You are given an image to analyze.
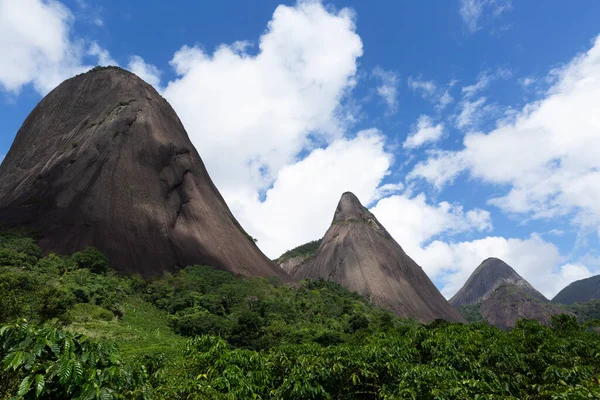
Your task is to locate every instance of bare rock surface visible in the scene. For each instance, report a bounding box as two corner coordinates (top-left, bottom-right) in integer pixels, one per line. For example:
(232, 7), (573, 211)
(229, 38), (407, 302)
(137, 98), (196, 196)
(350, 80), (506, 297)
(293, 192), (465, 323)
(449, 257), (546, 307)
(278, 255), (311, 275)
(0, 66), (289, 280)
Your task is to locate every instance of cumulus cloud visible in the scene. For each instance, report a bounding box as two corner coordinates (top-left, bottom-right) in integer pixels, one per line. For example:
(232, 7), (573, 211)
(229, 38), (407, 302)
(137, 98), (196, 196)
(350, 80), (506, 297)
(236, 130), (395, 258)
(127, 56), (161, 89)
(372, 67), (398, 114)
(155, 1), (368, 257)
(368, 197), (596, 298)
(371, 194), (492, 262)
(417, 235), (594, 299)
(162, 1), (362, 217)
(0, 0), (113, 95)
(410, 35), (600, 238)
(403, 115), (444, 149)
(459, 0), (512, 33)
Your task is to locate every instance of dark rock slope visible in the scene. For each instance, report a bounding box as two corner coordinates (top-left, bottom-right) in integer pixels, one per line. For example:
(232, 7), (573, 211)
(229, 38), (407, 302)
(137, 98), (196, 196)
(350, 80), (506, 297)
(293, 192), (465, 323)
(449, 257), (546, 307)
(553, 275), (600, 305)
(452, 258), (566, 329)
(0, 66), (289, 280)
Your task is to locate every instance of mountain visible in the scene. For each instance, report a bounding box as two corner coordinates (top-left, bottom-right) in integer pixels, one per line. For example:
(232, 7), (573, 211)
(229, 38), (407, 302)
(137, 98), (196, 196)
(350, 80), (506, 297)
(449, 257), (546, 307)
(0, 66), (289, 280)
(553, 275), (600, 304)
(292, 192), (465, 323)
(452, 258), (566, 329)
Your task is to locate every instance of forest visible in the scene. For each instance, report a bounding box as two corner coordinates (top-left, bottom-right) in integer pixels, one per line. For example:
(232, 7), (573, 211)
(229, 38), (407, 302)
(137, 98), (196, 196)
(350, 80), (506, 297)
(1, 228), (600, 399)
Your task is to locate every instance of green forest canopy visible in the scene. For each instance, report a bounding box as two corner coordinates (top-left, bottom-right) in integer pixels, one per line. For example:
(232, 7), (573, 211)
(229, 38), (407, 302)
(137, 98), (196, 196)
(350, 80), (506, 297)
(1, 228), (599, 399)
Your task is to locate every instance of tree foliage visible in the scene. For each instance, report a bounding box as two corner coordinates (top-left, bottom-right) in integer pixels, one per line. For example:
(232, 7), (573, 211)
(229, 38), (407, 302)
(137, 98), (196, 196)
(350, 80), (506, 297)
(1, 228), (600, 399)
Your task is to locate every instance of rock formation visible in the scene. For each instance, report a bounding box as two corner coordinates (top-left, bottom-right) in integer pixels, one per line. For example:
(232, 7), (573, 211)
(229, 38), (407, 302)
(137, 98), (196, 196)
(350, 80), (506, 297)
(553, 275), (600, 305)
(449, 257), (546, 307)
(292, 192), (465, 323)
(452, 258), (566, 329)
(0, 66), (289, 280)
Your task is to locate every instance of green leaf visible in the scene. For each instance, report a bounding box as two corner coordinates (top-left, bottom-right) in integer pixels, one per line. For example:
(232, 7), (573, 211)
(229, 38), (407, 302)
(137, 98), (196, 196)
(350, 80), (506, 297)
(8, 351), (24, 370)
(58, 359), (73, 383)
(17, 375), (32, 397)
(35, 374), (45, 398)
(73, 360), (84, 382)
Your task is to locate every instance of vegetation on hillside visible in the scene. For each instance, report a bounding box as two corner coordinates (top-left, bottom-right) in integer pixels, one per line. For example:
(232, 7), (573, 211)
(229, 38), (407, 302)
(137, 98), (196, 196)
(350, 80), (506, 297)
(276, 239), (321, 263)
(1, 228), (600, 399)
(566, 299), (600, 322)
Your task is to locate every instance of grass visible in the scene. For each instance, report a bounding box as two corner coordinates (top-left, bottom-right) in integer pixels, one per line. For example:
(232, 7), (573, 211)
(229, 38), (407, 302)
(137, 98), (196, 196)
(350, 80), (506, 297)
(65, 296), (186, 362)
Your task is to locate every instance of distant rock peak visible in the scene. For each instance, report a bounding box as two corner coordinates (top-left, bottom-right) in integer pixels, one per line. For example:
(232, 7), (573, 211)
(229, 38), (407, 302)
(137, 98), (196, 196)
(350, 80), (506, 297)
(450, 257), (547, 307)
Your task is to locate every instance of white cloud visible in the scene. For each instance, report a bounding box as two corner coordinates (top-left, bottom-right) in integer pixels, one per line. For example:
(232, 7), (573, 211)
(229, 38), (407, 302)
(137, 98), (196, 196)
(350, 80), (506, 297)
(408, 76), (456, 110)
(372, 66), (398, 114)
(127, 56), (161, 90)
(163, 1), (362, 214)
(88, 42), (116, 66)
(236, 130), (394, 258)
(156, 1), (369, 258)
(519, 76), (536, 88)
(416, 235), (595, 299)
(459, 0), (512, 33)
(411, 35), (600, 237)
(461, 67), (511, 98)
(0, 0), (114, 95)
(408, 76), (437, 98)
(403, 115), (444, 149)
(370, 193), (596, 299)
(455, 96), (490, 129)
(437, 89), (454, 110)
(408, 150), (467, 189)
(370, 193), (492, 270)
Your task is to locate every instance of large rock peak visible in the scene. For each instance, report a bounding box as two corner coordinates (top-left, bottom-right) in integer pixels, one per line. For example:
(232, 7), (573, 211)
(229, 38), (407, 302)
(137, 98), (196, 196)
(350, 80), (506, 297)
(0, 66), (289, 281)
(293, 191), (465, 323)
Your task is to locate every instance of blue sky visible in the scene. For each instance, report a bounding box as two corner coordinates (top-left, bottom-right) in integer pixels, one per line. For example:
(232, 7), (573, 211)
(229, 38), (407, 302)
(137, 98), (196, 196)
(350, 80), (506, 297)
(1, 0), (600, 298)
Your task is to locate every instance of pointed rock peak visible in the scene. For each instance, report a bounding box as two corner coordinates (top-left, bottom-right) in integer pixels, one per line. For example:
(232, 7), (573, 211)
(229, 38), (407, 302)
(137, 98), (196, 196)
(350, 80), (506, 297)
(450, 258), (546, 307)
(294, 191), (465, 323)
(333, 192), (371, 223)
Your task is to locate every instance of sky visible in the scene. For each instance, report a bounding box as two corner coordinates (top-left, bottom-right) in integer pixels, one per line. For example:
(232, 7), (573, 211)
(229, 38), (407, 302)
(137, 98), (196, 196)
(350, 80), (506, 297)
(1, 0), (600, 299)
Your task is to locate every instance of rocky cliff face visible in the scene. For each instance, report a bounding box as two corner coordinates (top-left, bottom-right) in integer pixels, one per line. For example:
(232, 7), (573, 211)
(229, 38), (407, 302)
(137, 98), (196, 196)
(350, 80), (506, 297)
(293, 192), (465, 323)
(0, 66), (289, 281)
(452, 258), (566, 329)
(553, 275), (600, 305)
(449, 257), (546, 307)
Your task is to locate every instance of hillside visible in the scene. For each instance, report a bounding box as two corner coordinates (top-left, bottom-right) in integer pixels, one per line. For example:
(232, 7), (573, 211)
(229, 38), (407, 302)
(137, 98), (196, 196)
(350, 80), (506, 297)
(553, 275), (600, 305)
